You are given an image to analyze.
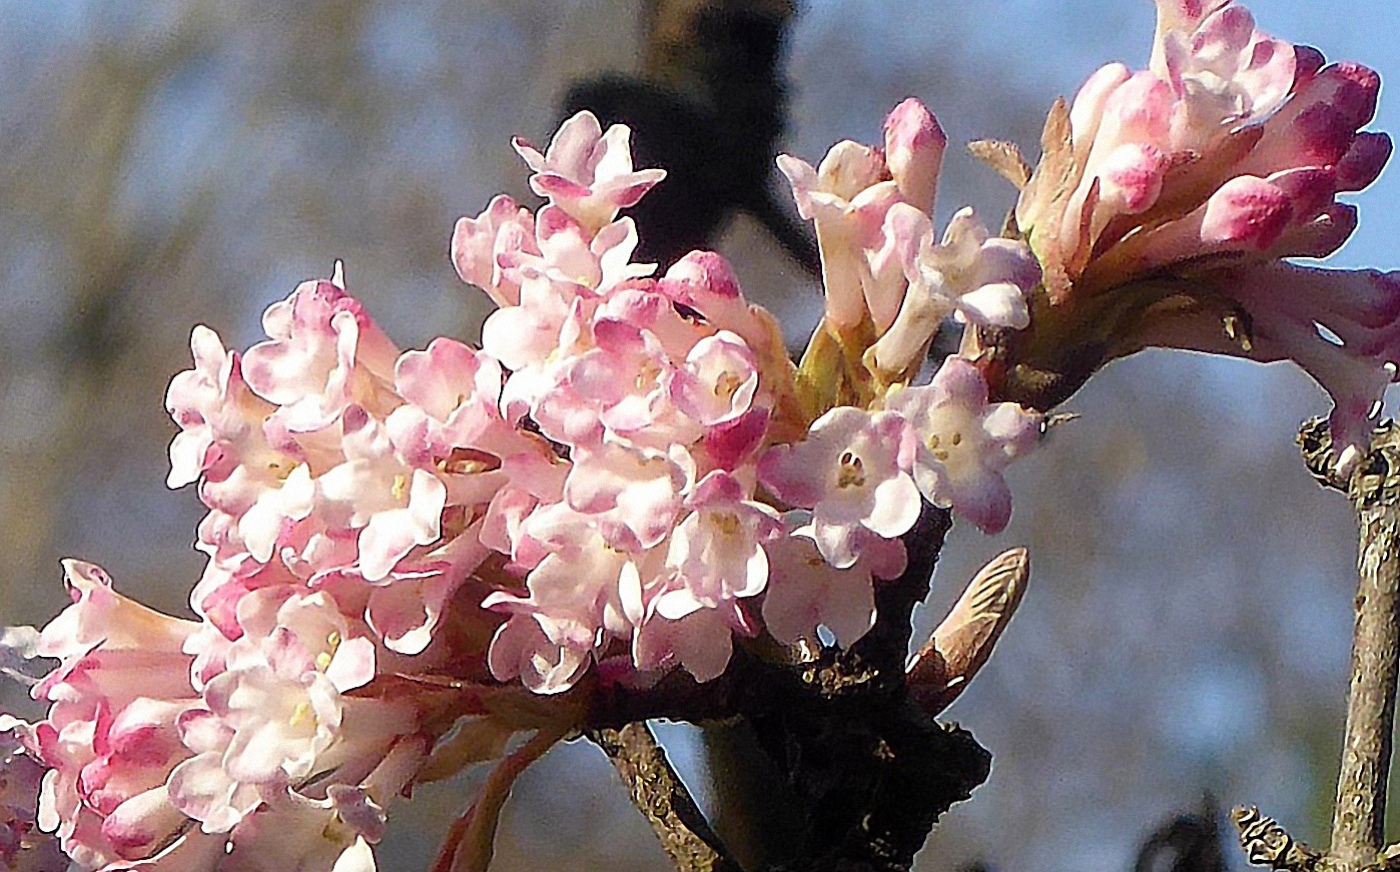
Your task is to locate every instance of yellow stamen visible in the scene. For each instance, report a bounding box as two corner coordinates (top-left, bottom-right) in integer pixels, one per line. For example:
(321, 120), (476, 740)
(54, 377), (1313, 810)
(636, 362), (662, 391)
(289, 701), (314, 728)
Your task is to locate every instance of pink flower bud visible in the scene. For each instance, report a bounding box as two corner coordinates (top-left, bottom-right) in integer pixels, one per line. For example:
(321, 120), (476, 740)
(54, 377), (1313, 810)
(1307, 62), (1382, 130)
(1098, 143), (1169, 214)
(1336, 132), (1393, 192)
(1293, 44), (1326, 85)
(883, 97), (946, 215)
(1200, 175), (1293, 249)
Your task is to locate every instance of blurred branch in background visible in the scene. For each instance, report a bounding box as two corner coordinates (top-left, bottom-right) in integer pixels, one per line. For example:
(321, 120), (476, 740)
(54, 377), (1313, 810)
(1134, 796), (1227, 872)
(564, 0), (818, 274)
(0, 13), (206, 627)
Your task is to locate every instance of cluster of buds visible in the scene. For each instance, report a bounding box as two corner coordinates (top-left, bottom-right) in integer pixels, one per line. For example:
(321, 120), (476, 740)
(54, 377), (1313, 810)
(3, 100), (1044, 871)
(984, 0), (1397, 466)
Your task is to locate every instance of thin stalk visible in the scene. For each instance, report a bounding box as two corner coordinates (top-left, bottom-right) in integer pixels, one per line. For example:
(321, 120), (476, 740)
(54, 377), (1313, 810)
(1329, 422), (1400, 870)
(1237, 420), (1400, 872)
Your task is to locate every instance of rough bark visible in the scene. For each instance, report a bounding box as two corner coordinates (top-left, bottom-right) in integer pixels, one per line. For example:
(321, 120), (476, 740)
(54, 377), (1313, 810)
(1329, 421), (1400, 871)
(589, 722), (744, 872)
(1235, 419), (1400, 872)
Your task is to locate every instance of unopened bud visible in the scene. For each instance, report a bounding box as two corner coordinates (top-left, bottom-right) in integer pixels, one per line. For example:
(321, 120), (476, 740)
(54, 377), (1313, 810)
(907, 547), (1029, 715)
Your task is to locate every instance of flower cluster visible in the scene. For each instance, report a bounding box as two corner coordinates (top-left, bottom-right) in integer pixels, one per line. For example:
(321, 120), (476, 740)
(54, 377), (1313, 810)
(8, 1), (1390, 866)
(12, 557), (429, 870)
(6, 101), (1045, 871)
(778, 99), (1038, 385)
(1001, 0), (1397, 461)
(455, 102), (1043, 689)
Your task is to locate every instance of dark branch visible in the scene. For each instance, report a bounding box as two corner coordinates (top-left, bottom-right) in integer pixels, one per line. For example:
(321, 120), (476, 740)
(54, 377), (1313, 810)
(585, 506), (990, 872)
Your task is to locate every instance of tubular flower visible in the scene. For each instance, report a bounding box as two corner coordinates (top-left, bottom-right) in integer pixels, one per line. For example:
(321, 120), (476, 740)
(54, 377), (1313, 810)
(777, 98), (948, 334)
(512, 110), (667, 234)
(759, 407), (921, 569)
(780, 98), (1037, 418)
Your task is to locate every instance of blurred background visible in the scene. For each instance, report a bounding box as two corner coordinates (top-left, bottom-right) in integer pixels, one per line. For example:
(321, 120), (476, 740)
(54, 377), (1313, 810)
(0, 1), (1397, 869)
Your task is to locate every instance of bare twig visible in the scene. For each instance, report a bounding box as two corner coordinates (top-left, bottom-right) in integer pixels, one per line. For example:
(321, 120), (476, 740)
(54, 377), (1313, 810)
(588, 722), (743, 872)
(1330, 421), (1400, 870)
(1237, 420), (1400, 872)
(1232, 806), (1321, 872)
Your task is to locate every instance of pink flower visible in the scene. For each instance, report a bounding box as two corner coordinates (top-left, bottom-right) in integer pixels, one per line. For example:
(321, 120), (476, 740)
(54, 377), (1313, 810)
(386, 338), (511, 467)
(484, 607), (596, 696)
(778, 142), (898, 332)
(672, 331), (760, 429)
(451, 194), (537, 307)
(478, 451), (570, 567)
(480, 210), (661, 429)
(657, 471), (783, 619)
(483, 516), (658, 693)
(563, 441), (692, 551)
(884, 97), (947, 216)
(660, 251), (781, 359)
(513, 111), (667, 233)
(778, 99), (946, 334)
(885, 358), (1043, 534)
(1135, 263), (1400, 461)
(166, 326), (279, 491)
(1018, 3), (1302, 295)
(631, 598), (754, 684)
(20, 562), (204, 867)
(1001, 0), (1394, 452)
(241, 274), (401, 446)
(1153, 1), (1295, 134)
(168, 592), (412, 835)
(762, 530), (907, 648)
(500, 207), (655, 298)
(868, 205), (1038, 378)
(759, 407), (921, 568)
(221, 788), (378, 872)
(533, 315), (680, 446)
(216, 737), (425, 872)
(315, 407), (447, 583)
